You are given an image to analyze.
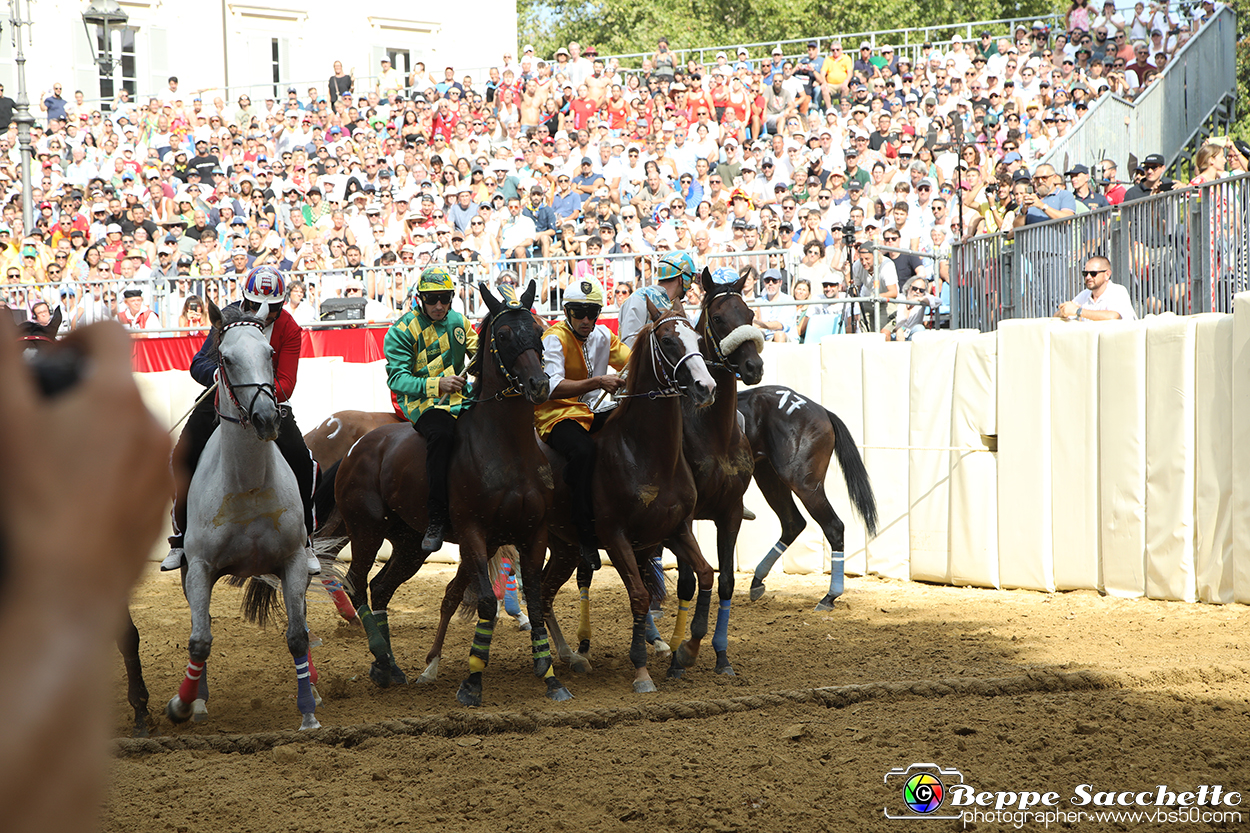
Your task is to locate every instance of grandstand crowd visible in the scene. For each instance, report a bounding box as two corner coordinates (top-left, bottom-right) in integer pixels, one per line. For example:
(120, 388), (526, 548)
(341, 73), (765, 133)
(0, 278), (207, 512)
(0, 0), (1235, 340)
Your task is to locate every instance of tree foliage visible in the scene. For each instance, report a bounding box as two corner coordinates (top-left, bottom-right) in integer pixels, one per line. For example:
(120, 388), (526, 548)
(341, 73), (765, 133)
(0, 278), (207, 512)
(519, 0), (1060, 60)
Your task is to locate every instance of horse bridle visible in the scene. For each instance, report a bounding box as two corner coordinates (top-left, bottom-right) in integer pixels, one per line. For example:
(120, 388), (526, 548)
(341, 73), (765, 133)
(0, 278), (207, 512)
(472, 307), (541, 403)
(701, 290), (765, 378)
(629, 313), (703, 399)
(215, 320), (280, 429)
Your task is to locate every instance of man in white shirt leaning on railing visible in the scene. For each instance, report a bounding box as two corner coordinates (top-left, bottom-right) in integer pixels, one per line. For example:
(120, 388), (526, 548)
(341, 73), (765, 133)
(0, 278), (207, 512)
(1055, 256), (1137, 322)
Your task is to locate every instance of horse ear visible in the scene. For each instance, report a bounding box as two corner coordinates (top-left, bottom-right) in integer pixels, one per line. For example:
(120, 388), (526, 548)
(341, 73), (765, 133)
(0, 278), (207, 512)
(670, 296), (685, 317)
(699, 266), (714, 294)
(478, 281), (502, 316)
(46, 306), (61, 336)
(207, 298), (223, 330)
(732, 272), (747, 294)
(519, 279), (537, 310)
(645, 295), (662, 322)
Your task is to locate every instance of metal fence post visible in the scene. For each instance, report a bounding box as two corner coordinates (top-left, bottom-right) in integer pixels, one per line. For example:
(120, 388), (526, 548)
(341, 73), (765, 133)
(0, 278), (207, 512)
(1108, 212), (1128, 307)
(1191, 186), (1211, 313)
(1001, 242), (1017, 322)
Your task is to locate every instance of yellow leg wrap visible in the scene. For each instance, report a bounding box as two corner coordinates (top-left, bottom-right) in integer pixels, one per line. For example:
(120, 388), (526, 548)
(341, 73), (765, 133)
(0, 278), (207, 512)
(670, 597), (692, 647)
(468, 655), (486, 673)
(543, 665), (555, 678)
(577, 587), (591, 644)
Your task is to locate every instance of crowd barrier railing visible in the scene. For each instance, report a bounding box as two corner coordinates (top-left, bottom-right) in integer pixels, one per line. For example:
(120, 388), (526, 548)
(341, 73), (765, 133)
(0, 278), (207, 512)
(1040, 5), (1237, 177)
(951, 170), (1250, 330)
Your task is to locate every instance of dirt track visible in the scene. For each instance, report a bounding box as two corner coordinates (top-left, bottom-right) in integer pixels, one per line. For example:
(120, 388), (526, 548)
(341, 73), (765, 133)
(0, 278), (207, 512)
(106, 563), (1250, 832)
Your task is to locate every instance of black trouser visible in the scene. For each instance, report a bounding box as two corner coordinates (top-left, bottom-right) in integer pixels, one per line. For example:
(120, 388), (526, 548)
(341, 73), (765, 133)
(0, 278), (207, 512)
(545, 411), (609, 546)
(169, 392), (317, 546)
(414, 407), (457, 527)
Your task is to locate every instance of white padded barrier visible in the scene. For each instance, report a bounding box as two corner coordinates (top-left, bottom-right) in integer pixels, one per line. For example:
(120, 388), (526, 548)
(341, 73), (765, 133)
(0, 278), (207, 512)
(1049, 324), (1101, 591)
(820, 334), (880, 576)
(1098, 322), (1147, 598)
(861, 341), (910, 580)
(1144, 315), (1198, 602)
(997, 320), (1055, 591)
(907, 331), (968, 584)
(1194, 314), (1235, 603)
(948, 333), (999, 588)
(1232, 294), (1250, 603)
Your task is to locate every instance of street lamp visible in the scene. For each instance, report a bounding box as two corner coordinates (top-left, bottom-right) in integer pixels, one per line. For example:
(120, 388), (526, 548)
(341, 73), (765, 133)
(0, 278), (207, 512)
(8, 0), (34, 237)
(82, 0), (129, 72)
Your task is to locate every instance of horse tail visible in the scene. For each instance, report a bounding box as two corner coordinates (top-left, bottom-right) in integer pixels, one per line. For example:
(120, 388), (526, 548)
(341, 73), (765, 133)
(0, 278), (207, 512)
(237, 578), (282, 627)
(642, 548), (667, 601)
(456, 547), (514, 622)
(825, 408), (878, 539)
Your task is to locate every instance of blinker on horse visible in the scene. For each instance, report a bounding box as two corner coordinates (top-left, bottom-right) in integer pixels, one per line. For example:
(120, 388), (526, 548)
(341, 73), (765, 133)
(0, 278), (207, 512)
(167, 300), (325, 731)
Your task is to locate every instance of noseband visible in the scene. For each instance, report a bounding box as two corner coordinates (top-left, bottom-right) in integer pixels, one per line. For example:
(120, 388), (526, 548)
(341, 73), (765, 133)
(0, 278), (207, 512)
(475, 308), (541, 402)
(646, 314), (704, 399)
(215, 319), (280, 429)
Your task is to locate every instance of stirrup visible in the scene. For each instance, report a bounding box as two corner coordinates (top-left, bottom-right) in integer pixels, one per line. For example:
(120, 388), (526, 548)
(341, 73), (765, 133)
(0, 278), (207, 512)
(161, 547), (185, 572)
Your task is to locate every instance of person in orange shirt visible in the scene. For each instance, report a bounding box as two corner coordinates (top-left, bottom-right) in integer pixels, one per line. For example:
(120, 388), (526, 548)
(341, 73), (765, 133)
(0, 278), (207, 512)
(819, 41), (853, 110)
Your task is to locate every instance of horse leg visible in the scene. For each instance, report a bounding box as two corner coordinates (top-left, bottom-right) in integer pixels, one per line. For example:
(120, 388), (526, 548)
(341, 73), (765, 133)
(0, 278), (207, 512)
(794, 485), (848, 611)
(499, 555), (529, 630)
(363, 527), (427, 687)
(517, 530), (572, 702)
(666, 559), (695, 678)
(575, 560), (594, 662)
(667, 523), (715, 673)
(640, 547), (670, 658)
(541, 537), (590, 673)
(280, 562), (318, 731)
(748, 460), (808, 601)
(712, 511), (744, 675)
(600, 534), (656, 693)
(456, 531), (496, 707)
(167, 560), (213, 724)
(416, 559), (475, 685)
(118, 607), (150, 737)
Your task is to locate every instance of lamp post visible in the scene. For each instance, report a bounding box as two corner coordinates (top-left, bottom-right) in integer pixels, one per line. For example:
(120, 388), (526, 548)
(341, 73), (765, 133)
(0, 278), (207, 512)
(7, 0), (34, 238)
(82, 0), (128, 75)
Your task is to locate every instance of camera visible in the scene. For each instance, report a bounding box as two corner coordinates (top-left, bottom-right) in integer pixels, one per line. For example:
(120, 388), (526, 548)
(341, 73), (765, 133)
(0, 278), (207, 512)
(841, 219), (857, 249)
(883, 763), (965, 820)
(1024, 184), (1035, 194)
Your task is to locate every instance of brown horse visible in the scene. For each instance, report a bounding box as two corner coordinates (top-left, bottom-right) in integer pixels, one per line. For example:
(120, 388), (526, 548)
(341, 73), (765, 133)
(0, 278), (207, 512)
(14, 310), (152, 737)
(540, 299), (719, 693)
(737, 386), (878, 610)
(333, 281), (568, 705)
(304, 409), (403, 472)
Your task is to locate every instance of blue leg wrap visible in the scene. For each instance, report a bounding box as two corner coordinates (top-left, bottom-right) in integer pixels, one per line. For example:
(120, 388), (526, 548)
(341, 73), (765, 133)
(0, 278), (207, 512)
(644, 611), (661, 644)
(754, 541), (787, 583)
(648, 553), (666, 600)
(294, 653), (316, 714)
(829, 551), (845, 599)
(503, 585), (522, 617)
(711, 598), (731, 654)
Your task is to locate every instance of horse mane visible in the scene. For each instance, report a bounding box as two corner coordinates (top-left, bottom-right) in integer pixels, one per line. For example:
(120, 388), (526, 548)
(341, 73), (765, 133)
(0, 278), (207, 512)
(219, 305), (266, 328)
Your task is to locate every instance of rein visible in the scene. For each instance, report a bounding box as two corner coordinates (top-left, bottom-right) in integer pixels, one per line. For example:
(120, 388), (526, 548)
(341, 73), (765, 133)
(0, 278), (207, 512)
(214, 320), (280, 429)
(616, 315), (702, 401)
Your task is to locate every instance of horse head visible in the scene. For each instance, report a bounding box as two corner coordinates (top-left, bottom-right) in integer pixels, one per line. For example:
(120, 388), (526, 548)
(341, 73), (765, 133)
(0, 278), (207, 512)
(208, 300), (282, 441)
(646, 295), (716, 409)
(699, 267), (764, 386)
(478, 279), (549, 404)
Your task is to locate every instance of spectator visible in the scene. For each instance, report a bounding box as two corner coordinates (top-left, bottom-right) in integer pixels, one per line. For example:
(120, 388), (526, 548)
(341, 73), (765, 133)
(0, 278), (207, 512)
(753, 267), (796, 342)
(1055, 255), (1136, 320)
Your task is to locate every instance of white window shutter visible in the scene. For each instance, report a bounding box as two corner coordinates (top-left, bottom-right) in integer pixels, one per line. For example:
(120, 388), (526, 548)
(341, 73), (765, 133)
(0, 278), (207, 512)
(148, 27), (168, 99)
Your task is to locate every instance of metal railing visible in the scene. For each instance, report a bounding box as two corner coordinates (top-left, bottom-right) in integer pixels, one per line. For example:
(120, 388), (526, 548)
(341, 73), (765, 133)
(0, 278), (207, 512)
(603, 14), (1063, 71)
(1040, 4), (1237, 177)
(951, 170), (1250, 329)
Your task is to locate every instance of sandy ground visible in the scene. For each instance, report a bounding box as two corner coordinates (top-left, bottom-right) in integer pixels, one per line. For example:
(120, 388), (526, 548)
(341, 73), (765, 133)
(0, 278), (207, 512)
(105, 563), (1250, 832)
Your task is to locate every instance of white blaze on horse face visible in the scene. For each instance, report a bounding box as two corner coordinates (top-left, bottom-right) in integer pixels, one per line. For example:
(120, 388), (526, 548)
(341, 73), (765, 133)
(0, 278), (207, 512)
(674, 319), (716, 394)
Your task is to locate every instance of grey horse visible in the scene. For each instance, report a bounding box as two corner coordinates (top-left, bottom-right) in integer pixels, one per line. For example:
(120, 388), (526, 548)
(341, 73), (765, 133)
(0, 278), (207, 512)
(166, 301), (321, 731)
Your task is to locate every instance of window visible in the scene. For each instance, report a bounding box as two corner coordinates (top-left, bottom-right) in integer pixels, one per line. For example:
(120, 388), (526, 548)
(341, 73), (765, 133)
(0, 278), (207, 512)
(387, 48), (411, 77)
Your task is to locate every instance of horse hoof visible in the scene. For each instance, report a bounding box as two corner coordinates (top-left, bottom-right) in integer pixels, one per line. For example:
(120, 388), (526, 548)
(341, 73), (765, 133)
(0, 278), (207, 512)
(633, 679), (658, 694)
(569, 654), (592, 674)
(546, 679), (573, 702)
(715, 662), (736, 676)
(132, 721), (150, 739)
(516, 613), (532, 631)
(390, 664), (408, 686)
(191, 699), (209, 722)
(416, 658), (439, 684)
(370, 661), (393, 688)
(166, 697), (190, 725)
(814, 594), (838, 612)
(666, 663), (685, 681)
(456, 681), (483, 707)
(649, 605), (664, 620)
(749, 578), (766, 601)
(675, 641), (698, 668)
(299, 713), (321, 731)
(652, 638), (671, 658)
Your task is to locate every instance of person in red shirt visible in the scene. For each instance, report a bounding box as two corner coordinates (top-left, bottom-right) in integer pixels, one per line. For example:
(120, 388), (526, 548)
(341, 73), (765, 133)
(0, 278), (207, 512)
(161, 265), (321, 575)
(569, 84), (597, 132)
(605, 85), (629, 131)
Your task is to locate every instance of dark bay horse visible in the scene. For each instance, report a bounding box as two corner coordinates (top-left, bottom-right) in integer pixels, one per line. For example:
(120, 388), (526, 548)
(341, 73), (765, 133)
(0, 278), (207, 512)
(15, 310), (152, 737)
(540, 299), (719, 693)
(334, 282), (568, 705)
(737, 386), (878, 610)
(304, 409), (403, 473)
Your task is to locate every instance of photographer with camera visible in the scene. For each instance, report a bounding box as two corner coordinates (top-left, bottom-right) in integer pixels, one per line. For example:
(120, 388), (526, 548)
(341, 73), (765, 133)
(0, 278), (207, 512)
(1067, 164), (1110, 209)
(1011, 164), (1077, 228)
(1123, 153), (1171, 202)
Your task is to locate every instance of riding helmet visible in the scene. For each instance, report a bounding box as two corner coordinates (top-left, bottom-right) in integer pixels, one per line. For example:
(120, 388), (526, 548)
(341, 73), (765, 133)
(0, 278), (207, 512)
(563, 276), (605, 307)
(416, 265), (455, 294)
(656, 251), (696, 292)
(242, 264), (287, 304)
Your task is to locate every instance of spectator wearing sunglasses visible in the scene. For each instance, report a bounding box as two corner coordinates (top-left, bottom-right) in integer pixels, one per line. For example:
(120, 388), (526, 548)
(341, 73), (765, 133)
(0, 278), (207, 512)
(1055, 255), (1135, 321)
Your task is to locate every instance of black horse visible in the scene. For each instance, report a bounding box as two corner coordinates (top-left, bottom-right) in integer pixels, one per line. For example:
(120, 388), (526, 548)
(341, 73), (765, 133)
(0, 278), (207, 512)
(14, 309), (152, 736)
(737, 385), (878, 610)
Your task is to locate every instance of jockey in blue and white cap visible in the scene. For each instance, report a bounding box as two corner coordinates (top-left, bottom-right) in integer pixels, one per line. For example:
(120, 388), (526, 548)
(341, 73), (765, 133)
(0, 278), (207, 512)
(617, 250), (696, 348)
